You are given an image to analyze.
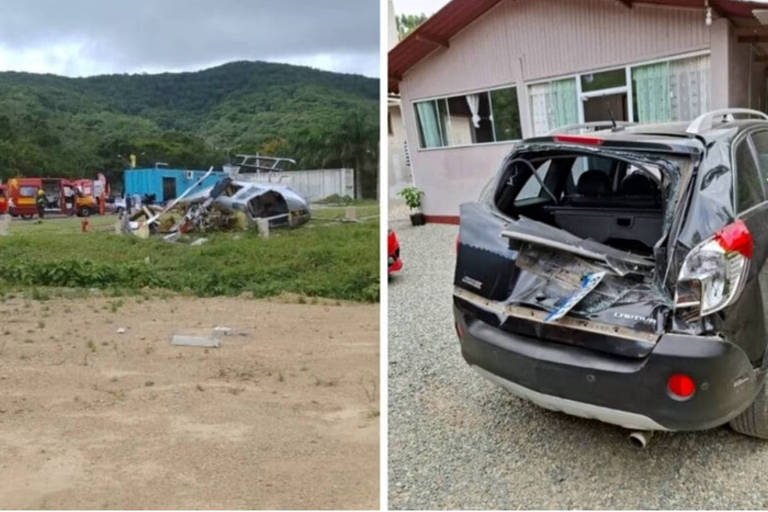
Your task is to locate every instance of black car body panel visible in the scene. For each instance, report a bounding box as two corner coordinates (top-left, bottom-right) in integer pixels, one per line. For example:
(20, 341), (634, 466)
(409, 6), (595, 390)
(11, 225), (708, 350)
(455, 300), (762, 431)
(454, 119), (768, 431)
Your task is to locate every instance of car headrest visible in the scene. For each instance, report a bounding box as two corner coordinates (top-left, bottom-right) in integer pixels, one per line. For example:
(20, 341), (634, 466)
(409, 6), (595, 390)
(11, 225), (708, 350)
(576, 170), (609, 196)
(620, 172), (658, 196)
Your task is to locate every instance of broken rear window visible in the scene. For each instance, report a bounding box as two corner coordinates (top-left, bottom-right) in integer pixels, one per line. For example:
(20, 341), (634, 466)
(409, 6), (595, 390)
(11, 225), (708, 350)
(491, 149), (689, 255)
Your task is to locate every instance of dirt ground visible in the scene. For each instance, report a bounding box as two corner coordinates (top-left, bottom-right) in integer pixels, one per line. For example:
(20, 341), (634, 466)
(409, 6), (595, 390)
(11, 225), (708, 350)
(0, 294), (379, 509)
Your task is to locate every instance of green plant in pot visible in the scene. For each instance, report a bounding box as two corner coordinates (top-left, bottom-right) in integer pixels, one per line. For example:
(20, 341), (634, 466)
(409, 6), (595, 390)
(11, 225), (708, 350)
(398, 186), (425, 226)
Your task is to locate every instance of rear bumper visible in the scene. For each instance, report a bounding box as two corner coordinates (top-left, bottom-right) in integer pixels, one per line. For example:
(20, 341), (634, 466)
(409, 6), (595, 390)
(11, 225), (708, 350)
(455, 305), (764, 431)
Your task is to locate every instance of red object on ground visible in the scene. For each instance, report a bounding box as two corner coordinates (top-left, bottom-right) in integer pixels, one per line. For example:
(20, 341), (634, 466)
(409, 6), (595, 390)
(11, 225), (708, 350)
(81, 219), (89, 232)
(388, 229), (403, 274)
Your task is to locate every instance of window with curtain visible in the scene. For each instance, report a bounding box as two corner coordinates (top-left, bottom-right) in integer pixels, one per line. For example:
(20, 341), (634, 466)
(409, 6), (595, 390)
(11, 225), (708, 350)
(413, 87), (522, 148)
(632, 61), (670, 123)
(528, 78), (579, 136)
(632, 55), (710, 123)
(414, 99), (448, 148)
(669, 54), (710, 121)
(445, 93), (493, 145)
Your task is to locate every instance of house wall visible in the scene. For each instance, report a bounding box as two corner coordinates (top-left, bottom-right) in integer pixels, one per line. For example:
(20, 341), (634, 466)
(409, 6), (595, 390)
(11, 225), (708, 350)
(710, 17), (765, 111)
(388, 102), (413, 198)
(399, 0), (718, 219)
(726, 22), (767, 110)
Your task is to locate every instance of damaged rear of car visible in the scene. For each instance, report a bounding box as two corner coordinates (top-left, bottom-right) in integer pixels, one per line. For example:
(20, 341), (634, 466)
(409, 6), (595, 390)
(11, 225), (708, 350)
(454, 113), (768, 441)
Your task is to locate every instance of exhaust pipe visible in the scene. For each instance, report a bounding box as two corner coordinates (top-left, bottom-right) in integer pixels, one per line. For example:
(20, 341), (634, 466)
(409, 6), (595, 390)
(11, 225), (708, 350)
(628, 430), (654, 449)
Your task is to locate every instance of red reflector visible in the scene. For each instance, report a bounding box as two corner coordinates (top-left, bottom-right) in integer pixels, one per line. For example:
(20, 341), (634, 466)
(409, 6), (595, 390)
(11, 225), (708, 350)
(667, 373), (695, 399)
(714, 219), (753, 258)
(553, 134), (604, 146)
(454, 322), (464, 339)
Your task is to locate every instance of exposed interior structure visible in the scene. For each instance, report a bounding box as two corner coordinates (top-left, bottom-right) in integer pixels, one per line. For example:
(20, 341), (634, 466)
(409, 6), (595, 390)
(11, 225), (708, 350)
(494, 151), (669, 254)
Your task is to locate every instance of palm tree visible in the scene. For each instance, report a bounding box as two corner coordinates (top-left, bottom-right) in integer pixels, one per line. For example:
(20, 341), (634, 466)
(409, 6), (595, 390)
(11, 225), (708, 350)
(332, 109), (378, 199)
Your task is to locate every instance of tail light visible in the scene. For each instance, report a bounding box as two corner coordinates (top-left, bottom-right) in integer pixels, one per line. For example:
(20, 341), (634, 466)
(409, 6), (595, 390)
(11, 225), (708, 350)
(553, 134), (604, 146)
(674, 219), (753, 316)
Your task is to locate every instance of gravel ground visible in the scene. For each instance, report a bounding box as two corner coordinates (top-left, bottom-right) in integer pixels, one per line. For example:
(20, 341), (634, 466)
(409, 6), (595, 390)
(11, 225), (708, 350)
(388, 202), (768, 510)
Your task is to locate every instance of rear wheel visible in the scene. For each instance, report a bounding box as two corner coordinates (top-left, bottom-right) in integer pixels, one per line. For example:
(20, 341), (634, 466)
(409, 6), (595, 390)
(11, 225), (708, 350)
(730, 379), (768, 439)
(79, 207), (91, 217)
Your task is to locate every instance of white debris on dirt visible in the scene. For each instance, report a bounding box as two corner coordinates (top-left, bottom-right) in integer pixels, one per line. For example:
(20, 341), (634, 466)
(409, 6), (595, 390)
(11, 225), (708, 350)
(170, 334), (221, 348)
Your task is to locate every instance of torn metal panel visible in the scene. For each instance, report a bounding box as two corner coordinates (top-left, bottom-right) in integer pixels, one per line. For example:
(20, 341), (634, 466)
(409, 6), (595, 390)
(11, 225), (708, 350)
(544, 271), (607, 322)
(506, 244), (671, 334)
(454, 286), (658, 345)
(501, 216), (654, 275)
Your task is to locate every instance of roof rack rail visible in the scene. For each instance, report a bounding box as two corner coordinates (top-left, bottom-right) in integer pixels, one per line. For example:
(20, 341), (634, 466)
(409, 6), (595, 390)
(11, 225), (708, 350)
(686, 108), (768, 134)
(548, 121), (636, 135)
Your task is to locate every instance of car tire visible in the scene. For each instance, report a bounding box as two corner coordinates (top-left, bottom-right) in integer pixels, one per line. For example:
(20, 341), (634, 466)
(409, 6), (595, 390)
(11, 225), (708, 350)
(79, 207), (91, 217)
(730, 379), (768, 439)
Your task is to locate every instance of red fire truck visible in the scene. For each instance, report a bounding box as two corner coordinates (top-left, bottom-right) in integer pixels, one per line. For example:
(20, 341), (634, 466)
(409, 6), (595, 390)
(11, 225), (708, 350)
(7, 175), (108, 218)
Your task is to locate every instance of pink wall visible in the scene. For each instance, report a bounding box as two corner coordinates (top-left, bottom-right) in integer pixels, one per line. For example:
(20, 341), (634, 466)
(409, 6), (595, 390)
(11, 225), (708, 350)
(410, 143), (515, 217)
(399, 0), (716, 218)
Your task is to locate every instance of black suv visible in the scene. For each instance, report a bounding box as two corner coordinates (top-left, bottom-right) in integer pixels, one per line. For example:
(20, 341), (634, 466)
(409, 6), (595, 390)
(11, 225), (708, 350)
(454, 110), (768, 443)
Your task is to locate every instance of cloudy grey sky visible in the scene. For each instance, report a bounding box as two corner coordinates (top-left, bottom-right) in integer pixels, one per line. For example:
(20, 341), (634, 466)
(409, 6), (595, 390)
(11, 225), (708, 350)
(0, 0), (379, 77)
(392, 0), (447, 17)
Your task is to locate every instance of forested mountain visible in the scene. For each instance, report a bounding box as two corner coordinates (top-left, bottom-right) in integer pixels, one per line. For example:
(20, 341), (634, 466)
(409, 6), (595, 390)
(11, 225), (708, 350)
(0, 61), (379, 196)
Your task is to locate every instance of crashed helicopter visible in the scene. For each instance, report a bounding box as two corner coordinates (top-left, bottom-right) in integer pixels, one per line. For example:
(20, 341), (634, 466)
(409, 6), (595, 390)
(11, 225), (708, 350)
(123, 155), (311, 239)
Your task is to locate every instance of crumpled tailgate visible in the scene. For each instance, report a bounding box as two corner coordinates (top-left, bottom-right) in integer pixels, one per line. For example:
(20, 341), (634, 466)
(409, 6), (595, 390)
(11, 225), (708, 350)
(455, 204), (672, 358)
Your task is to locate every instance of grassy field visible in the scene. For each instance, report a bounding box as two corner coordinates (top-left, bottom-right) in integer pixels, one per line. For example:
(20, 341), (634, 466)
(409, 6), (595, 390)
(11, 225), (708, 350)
(0, 205), (379, 302)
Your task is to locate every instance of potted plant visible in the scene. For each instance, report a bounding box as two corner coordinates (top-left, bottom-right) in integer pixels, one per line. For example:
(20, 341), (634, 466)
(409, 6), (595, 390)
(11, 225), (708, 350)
(398, 186), (425, 226)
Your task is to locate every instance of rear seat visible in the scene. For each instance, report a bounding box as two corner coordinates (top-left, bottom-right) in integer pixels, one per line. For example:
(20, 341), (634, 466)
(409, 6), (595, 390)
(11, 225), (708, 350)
(543, 170), (663, 249)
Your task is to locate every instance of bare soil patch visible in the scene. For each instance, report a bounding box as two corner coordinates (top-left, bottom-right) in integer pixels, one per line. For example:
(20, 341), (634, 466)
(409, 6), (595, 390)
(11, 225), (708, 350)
(0, 295), (378, 509)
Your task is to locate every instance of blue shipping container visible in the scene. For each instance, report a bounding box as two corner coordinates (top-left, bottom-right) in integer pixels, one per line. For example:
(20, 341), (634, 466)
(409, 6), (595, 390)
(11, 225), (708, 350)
(123, 168), (225, 202)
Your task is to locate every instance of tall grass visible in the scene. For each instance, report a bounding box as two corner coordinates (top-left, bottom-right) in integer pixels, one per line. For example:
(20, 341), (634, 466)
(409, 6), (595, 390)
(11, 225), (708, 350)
(0, 216), (378, 302)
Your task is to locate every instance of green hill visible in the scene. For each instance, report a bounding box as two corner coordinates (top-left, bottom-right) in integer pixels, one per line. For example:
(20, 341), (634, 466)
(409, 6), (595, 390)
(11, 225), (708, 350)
(0, 61), (379, 197)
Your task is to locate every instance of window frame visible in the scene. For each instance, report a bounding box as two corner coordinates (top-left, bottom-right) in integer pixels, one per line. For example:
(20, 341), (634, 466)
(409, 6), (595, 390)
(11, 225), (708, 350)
(524, 49), (710, 128)
(746, 129), (768, 197)
(411, 83), (523, 151)
(409, 50), (711, 151)
(731, 130), (768, 215)
(413, 98), (449, 149)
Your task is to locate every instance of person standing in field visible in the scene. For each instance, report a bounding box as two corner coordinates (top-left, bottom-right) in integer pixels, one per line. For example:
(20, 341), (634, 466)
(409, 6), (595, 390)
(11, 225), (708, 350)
(36, 188), (46, 219)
